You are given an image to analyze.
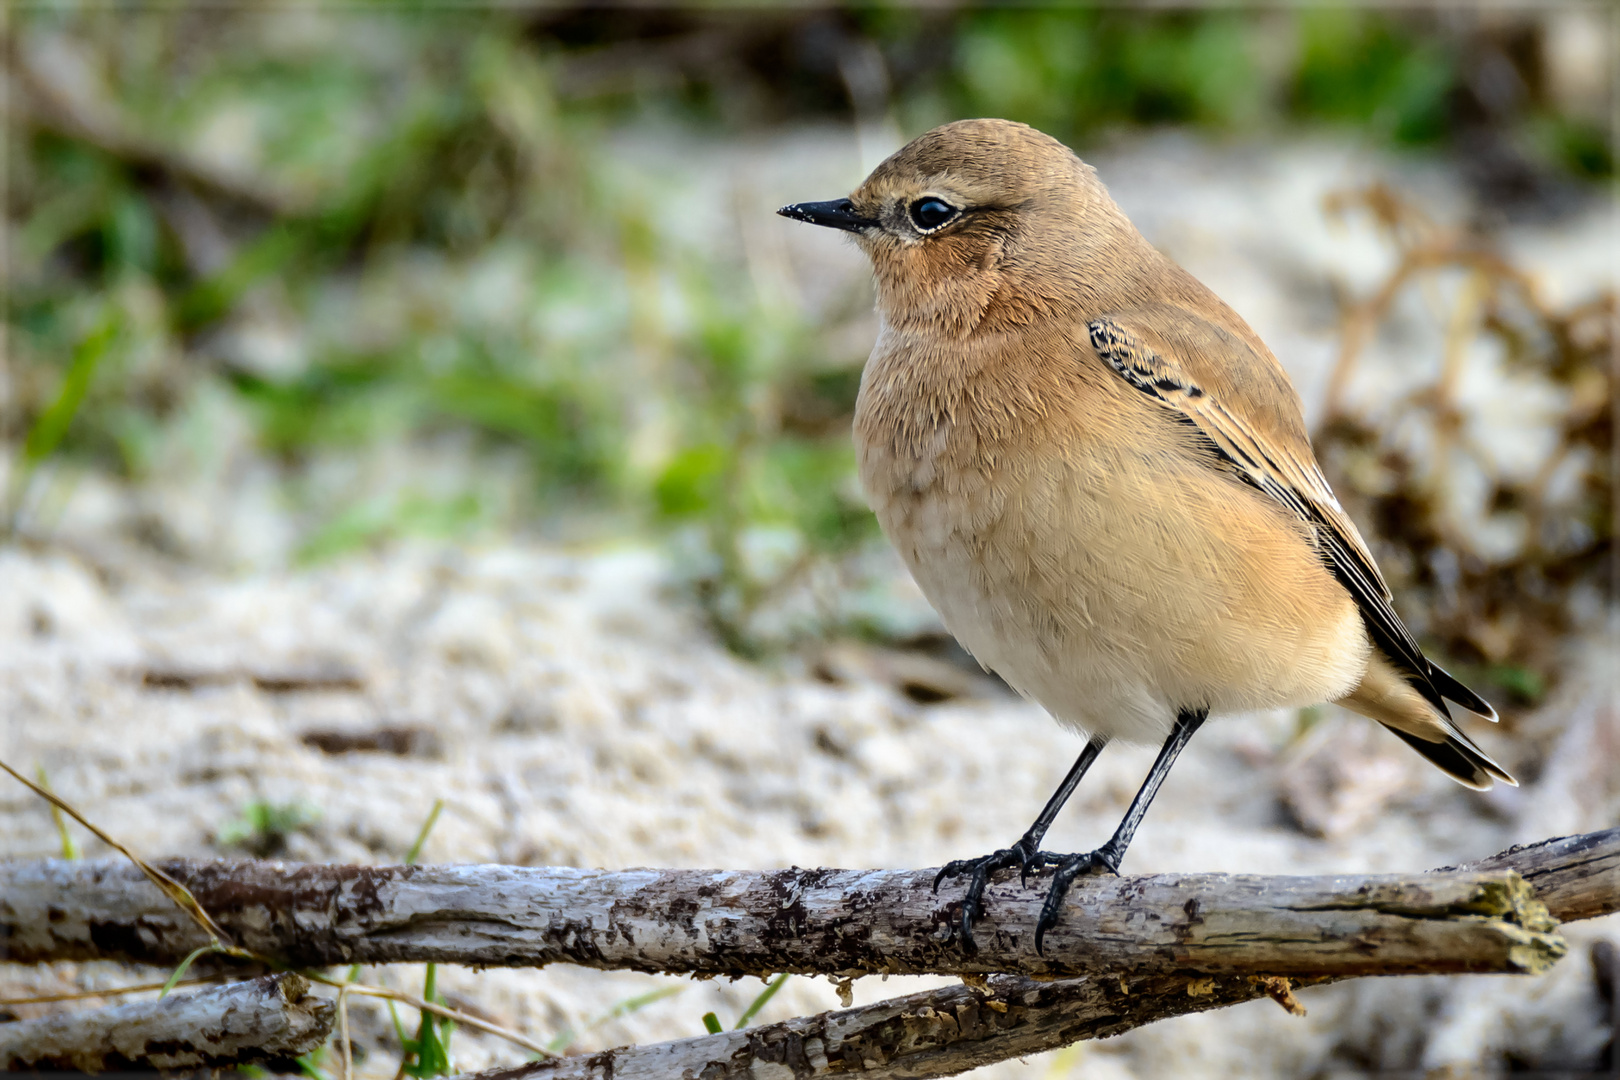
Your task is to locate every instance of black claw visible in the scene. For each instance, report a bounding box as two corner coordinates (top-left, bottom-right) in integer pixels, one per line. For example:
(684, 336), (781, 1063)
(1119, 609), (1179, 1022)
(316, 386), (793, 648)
(1034, 848), (1121, 955)
(933, 855), (983, 894)
(933, 840), (1044, 952)
(1019, 846), (1057, 888)
(1033, 857), (1080, 955)
(959, 873), (983, 952)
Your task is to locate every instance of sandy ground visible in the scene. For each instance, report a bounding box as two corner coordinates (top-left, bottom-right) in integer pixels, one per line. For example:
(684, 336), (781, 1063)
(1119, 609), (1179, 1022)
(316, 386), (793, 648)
(3, 129), (1618, 1077)
(1, 537), (1615, 1077)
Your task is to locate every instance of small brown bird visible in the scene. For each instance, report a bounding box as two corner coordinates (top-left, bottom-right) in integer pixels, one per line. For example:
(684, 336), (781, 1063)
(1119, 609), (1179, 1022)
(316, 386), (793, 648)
(780, 118), (1513, 951)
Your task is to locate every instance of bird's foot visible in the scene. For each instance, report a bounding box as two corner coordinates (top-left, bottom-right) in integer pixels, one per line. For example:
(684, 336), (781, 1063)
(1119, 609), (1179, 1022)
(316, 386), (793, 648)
(932, 836), (1055, 952)
(1033, 845), (1122, 955)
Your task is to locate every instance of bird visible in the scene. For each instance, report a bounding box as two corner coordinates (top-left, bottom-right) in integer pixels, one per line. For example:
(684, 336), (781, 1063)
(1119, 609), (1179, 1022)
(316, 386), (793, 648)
(778, 118), (1514, 953)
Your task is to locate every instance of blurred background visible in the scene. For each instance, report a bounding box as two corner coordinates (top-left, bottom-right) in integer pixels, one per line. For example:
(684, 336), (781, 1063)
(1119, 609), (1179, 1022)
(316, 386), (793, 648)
(2, 4), (1617, 1078)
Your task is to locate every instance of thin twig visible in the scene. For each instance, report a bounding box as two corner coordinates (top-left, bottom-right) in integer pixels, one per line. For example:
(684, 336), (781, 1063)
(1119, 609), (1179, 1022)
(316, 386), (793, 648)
(330, 982), (557, 1061)
(338, 984), (354, 1080)
(0, 978), (222, 1007)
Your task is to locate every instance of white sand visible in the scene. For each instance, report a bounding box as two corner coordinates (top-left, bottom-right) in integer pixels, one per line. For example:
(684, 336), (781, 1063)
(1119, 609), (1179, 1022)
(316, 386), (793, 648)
(1, 537), (1614, 1076)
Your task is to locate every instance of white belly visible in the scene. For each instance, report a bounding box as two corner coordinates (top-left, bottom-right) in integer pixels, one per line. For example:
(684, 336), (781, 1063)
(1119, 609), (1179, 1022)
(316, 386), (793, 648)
(893, 491), (1176, 742)
(861, 426), (1368, 745)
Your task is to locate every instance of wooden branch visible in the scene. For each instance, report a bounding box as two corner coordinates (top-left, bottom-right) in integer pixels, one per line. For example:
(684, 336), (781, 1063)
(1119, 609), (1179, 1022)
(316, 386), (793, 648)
(498, 966), (1350, 1080)
(0, 974), (333, 1072)
(0, 865), (1563, 979)
(6, 831), (1612, 981)
(459, 971), (1316, 1080)
(1453, 829), (1620, 923)
(0, 832), (1607, 1080)
(453, 830), (1616, 1080)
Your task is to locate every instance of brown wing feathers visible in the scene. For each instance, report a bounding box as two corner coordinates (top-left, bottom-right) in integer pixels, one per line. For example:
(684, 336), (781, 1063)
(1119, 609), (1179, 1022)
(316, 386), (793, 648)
(1086, 314), (1504, 751)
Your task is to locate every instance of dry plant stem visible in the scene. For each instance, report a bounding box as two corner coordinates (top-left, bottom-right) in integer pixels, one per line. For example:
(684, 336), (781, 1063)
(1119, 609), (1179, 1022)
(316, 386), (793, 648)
(0, 977), (221, 1006)
(334, 983), (557, 1060)
(338, 984), (354, 1080)
(0, 756), (556, 1063)
(1318, 216), (1549, 427)
(7, 831), (1613, 979)
(0, 757), (241, 952)
(0, 973), (333, 1072)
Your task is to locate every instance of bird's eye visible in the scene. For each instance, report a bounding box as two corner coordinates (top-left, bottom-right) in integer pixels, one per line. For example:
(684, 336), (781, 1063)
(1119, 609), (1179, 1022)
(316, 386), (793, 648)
(909, 197), (959, 232)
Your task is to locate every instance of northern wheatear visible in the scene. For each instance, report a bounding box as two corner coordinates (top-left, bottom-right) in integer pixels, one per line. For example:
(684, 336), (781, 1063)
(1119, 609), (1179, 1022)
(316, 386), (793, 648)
(779, 118), (1511, 952)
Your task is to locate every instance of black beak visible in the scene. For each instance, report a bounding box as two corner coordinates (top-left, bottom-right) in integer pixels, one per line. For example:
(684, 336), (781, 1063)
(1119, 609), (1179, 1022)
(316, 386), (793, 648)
(777, 198), (876, 233)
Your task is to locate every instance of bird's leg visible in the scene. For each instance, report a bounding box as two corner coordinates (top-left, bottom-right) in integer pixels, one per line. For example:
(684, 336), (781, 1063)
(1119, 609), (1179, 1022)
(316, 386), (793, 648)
(932, 735), (1107, 951)
(1034, 707), (1209, 953)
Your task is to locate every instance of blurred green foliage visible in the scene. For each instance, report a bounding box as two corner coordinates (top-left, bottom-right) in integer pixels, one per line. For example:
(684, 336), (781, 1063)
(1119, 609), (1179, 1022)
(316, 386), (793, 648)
(4, 5), (1609, 655)
(949, 10), (1266, 133)
(215, 799), (320, 858)
(1289, 8), (1454, 144)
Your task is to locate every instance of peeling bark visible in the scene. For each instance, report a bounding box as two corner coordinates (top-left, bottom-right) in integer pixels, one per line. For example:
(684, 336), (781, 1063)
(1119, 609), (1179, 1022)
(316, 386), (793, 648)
(450, 829), (1616, 1080)
(456, 971), (1326, 1080)
(0, 974), (333, 1072)
(6, 830), (1605, 979)
(0, 830), (1609, 1080)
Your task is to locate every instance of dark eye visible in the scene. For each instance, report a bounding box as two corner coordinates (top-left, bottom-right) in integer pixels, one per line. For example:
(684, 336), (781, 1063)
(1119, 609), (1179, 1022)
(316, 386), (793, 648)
(909, 197), (958, 231)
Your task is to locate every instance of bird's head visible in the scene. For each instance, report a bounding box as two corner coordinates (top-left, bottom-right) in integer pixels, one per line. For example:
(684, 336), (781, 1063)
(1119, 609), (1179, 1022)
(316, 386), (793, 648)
(779, 118), (1145, 338)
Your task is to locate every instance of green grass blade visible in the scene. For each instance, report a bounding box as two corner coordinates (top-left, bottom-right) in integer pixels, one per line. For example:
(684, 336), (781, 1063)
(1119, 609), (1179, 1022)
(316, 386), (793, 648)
(21, 313), (119, 468)
(546, 982), (685, 1055)
(296, 1049), (333, 1080)
(733, 973), (788, 1029)
(160, 945), (220, 998)
(35, 767), (79, 860)
(601, 984), (684, 1022)
(404, 964), (452, 1077)
(389, 999), (418, 1055)
(8, 312), (121, 531)
(405, 799), (445, 866)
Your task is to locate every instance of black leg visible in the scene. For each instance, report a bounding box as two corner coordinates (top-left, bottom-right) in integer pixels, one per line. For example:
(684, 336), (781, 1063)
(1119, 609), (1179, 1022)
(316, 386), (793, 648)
(1034, 707), (1209, 953)
(932, 735), (1107, 952)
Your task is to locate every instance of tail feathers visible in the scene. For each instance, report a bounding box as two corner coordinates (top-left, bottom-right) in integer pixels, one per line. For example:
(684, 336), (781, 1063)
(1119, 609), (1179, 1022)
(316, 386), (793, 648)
(1338, 651), (1517, 790)
(1379, 723), (1517, 790)
(1426, 660), (1500, 722)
